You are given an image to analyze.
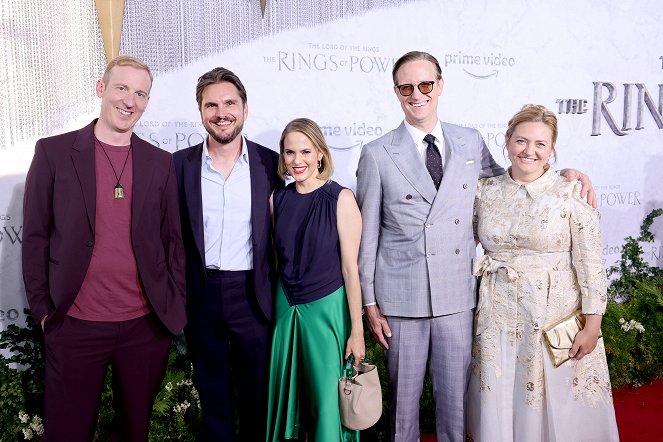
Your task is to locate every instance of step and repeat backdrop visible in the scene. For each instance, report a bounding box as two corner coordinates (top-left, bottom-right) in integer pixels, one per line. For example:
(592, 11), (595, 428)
(1, 0), (661, 329)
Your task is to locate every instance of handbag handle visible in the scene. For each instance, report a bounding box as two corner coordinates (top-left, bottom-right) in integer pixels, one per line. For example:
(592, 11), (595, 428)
(344, 354), (373, 379)
(344, 354), (357, 379)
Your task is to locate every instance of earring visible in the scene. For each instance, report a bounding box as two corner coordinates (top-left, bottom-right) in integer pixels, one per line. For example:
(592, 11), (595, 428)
(285, 170), (291, 176)
(317, 160), (322, 171)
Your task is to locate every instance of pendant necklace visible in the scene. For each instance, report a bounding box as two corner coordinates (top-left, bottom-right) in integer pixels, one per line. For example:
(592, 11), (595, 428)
(98, 140), (132, 199)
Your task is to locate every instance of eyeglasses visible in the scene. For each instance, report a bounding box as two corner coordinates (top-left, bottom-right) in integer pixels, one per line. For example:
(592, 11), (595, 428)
(396, 81), (436, 96)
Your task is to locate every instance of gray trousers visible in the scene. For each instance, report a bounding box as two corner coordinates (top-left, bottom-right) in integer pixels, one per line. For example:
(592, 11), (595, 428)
(386, 310), (473, 442)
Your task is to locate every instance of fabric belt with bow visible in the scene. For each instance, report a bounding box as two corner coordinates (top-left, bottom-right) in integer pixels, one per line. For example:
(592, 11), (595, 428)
(472, 254), (519, 336)
(472, 251), (572, 336)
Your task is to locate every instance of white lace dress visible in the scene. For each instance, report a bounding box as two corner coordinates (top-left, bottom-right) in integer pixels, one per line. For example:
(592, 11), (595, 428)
(466, 168), (619, 442)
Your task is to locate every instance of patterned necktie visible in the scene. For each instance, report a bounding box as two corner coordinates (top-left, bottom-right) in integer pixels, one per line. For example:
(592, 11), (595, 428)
(424, 134), (443, 189)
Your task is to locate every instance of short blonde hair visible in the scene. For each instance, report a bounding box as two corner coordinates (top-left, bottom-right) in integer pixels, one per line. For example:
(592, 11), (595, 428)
(505, 104), (558, 161)
(278, 118), (334, 181)
(102, 55), (153, 90)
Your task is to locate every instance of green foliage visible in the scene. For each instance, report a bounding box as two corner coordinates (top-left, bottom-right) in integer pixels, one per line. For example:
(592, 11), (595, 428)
(147, 338), (202, 441)
(0, 312), (44, 441)
(603, 208), (663, 388)
(607, 208), (663, 297)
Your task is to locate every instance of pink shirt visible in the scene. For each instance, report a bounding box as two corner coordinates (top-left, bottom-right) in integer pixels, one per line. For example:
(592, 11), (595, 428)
(67, 138), (151, 321)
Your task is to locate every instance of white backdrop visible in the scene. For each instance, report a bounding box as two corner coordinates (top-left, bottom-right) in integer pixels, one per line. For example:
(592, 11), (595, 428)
(1, 0), (662, 329)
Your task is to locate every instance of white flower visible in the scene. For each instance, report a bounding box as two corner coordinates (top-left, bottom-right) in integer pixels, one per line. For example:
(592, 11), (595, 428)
(30, 417), (44, 435)
(165, 382), (173, 392)
(22, 429), (33, 440)
(176, 379), (193, 387)
(173, 400), (191, 414)
(620, 317), (645, 334)
(19, 411), (29, 424)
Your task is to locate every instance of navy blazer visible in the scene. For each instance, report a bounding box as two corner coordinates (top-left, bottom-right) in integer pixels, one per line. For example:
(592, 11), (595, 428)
(22, 120), (187, 335)
(173, 139), (282, 323)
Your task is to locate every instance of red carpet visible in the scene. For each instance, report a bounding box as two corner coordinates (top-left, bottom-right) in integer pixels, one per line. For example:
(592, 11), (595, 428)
(612, 379), (663, 442)
(420, 379), (663, 441)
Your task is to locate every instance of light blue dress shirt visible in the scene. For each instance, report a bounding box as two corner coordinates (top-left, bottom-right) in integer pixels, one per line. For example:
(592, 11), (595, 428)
(201, 136), (253, 270)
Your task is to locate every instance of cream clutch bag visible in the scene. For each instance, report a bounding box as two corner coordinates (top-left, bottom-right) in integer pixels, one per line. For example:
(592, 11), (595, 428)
(542, 310), (602, 368)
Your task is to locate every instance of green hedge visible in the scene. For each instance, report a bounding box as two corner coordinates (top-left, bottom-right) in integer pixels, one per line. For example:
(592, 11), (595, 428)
(602, 208), (663, 388)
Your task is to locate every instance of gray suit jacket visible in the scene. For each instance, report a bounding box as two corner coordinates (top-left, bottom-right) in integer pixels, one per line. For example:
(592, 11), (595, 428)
(356, 121), (505, 317)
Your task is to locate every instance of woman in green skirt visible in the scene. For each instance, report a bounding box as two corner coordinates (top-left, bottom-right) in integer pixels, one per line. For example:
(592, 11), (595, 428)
(266, 118), (365, 441)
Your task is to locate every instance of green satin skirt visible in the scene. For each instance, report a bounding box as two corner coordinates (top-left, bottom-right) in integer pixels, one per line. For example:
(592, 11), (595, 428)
(266, 283), (360, 442)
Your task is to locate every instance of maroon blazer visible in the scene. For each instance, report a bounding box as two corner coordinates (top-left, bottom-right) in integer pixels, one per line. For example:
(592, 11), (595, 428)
(22, 120), (186, 335)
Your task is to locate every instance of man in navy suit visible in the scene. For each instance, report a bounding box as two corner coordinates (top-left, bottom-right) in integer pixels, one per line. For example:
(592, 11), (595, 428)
(173, 67), (282, 441)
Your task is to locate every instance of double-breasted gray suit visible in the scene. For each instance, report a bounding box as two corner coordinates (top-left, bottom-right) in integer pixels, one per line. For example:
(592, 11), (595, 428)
(356, 121), (504, 441)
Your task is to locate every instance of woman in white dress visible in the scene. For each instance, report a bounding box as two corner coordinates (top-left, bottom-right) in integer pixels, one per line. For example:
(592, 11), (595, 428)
(467, 104), (619, 441)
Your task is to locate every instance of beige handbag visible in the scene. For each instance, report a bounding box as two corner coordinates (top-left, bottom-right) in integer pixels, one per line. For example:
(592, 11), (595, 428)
(542, 309), (602, 368)
(338, 354), (382, 430)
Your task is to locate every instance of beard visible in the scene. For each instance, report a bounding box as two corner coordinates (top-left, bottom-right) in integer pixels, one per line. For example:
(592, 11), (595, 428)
(204, 118), (244, 145)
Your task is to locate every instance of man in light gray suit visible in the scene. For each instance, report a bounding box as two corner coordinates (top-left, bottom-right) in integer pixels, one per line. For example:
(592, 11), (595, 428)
(356, 51), (593, 442)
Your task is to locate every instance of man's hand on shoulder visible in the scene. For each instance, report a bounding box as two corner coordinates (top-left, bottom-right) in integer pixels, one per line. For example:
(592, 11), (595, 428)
(559, 168), (596, 208)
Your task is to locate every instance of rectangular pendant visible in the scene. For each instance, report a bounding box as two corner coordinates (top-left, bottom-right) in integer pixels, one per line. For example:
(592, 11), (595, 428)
(114, 184), (125, 199)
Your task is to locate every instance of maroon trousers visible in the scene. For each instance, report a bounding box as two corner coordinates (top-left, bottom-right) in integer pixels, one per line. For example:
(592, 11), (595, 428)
(42, 313), (171, 442)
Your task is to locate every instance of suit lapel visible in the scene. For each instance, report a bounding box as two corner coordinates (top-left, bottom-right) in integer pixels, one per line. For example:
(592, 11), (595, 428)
(70, 122), (97, 233)
(439, 122), (466, 188)
(247, 140), (269, 260)
(429, 123), (465, 218)
(183, 145), (206, 263)
(130, 135), (156, 236)
(385, 123), (437, 204)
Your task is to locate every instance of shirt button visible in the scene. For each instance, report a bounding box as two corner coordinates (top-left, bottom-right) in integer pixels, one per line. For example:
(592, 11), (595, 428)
(426, 253), (432, 258)
(463, 184), (468, 189)
(405, 194), (412, 200)
(454, 219), (460, 225)
(455, 249), (460, 254)
(425, 223), (431, 228)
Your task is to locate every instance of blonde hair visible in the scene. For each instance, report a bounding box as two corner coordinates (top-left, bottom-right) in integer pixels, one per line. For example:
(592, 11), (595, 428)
(278, 118), (333, 181)
(505, 104), (558, 161)
(102, 55), (153, 90)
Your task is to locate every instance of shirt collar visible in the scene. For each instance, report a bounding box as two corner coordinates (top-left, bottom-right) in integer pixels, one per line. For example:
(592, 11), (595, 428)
(403, 120), (444, 147)
(502, 165), (556, 199)
(202, 135), (250, 165)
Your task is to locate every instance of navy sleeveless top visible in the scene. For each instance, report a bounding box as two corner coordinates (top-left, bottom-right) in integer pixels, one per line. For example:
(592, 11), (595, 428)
(273, 180), (345, 305)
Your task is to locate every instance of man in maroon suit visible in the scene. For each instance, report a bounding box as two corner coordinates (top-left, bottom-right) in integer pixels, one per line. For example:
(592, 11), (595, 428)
(22, 55), (186, 441)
